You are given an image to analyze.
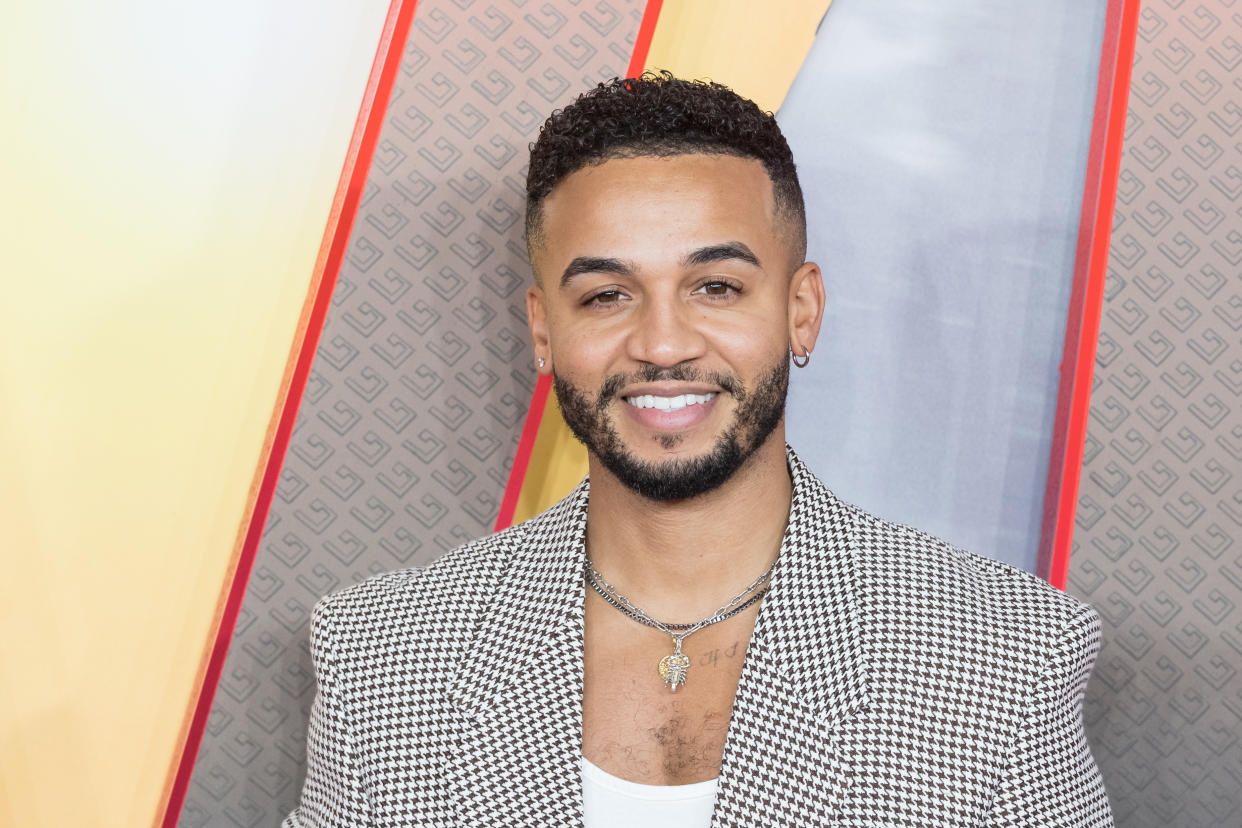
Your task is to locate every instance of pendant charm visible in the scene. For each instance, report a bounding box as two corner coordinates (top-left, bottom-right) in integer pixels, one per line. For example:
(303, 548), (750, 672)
(658, 640), (691, 691)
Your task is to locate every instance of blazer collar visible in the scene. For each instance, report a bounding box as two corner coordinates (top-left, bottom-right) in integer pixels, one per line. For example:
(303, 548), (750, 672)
(447, 447), (870, 824)
(710, 450), (871, 825)
(450, 479), (590, 718)
(446, 481), (591, 824)
(449, 448), (868, 719)
(750, 448), (869, 724)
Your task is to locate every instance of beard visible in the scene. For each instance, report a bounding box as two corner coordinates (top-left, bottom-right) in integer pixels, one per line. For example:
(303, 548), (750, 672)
(553, 355), (789, 502)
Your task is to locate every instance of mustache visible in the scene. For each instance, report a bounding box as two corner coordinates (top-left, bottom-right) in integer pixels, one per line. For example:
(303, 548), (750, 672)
(595, 364), (745, 409)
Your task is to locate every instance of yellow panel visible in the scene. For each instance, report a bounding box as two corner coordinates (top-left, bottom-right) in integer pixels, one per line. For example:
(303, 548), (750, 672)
(512, 395), (591, 524)
(647, 0), (833, 111)
(0, 1), (392, 825)
(513, 0), (832, 521)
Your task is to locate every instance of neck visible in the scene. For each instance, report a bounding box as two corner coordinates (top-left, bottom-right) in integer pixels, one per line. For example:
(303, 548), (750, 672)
(584, 433), (792, 621)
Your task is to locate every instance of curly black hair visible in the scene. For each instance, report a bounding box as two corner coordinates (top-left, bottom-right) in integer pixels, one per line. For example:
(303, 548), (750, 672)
(525, 71), (806, 264)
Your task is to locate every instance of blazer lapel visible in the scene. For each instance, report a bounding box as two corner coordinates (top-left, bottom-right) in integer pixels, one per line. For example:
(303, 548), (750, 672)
(446, 482), (590, 826)
(443, 451), (868, 826)
(712, 449), (871, 826)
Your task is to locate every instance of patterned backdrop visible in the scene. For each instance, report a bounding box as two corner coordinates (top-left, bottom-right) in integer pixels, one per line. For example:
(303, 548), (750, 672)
(176, 2), (644, 824)
(1071, 2), (1242, 826)
(174, 1), (1242, 825)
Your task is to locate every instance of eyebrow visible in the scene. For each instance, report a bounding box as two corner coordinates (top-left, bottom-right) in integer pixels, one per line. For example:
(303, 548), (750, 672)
(559, 241), (762, 288)
(682, 241), (761, 269)
(560, 256), (633, 287)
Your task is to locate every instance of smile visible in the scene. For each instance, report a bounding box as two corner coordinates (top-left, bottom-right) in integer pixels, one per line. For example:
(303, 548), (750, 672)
(623, 393), (717, 412)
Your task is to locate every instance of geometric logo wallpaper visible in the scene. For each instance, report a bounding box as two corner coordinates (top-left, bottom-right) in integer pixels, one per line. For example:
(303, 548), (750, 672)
(165, 0), (1242, 824)
(177, 2), (644, 824)
(1071, 2), (1242, 825)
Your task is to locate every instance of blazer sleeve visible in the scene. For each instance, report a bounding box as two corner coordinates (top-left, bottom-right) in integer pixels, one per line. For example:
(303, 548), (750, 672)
(986, 604), (1113, 827)
(283, 600), (373, 827)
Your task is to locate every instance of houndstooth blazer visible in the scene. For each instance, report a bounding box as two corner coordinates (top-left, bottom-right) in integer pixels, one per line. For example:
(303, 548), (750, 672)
(283, 449), (1112, 827)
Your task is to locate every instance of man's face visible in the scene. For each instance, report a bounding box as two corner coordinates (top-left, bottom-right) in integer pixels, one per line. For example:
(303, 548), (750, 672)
(527, 153), (814, 501)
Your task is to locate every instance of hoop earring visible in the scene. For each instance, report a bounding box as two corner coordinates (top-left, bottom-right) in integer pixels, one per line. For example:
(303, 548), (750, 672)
(791, 346), (811, 369)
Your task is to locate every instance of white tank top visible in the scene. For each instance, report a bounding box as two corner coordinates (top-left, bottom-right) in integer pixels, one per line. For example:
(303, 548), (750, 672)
(581, 755), (718, 828)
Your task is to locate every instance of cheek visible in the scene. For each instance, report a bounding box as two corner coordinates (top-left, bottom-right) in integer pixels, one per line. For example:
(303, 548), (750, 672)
(702, 312), (787, 368)
(550, 314), (626, 376)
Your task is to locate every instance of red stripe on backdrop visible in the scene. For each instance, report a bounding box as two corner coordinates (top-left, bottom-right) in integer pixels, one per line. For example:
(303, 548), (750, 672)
(494, 0), (665, 532)
(495, 372), (553, 530)
(1037, 0), (1142, 589)
(629, 0), (664, 78)
(157, 1), (420, 824)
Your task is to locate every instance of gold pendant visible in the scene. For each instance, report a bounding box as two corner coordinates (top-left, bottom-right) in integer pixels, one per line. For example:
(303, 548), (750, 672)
(658, 640), (691, 691)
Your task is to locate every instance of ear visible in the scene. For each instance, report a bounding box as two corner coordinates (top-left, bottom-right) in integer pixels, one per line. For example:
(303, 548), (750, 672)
(526, 283), (552, 374)
(788, 261), (825, 359)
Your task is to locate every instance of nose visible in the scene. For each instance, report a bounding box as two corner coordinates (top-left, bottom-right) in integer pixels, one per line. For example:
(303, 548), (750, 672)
(625, 293), (708, 368)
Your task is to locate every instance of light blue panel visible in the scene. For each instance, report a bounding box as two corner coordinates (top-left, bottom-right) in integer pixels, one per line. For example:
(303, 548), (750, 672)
(780, 0), (1108, 572)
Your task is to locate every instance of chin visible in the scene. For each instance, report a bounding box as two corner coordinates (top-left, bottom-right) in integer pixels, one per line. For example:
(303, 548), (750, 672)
(636, 428), (713, 456)
(592, 431), (749, 502)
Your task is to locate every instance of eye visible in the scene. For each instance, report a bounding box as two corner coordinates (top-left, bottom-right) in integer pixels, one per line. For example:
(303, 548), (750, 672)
(693, 280), (741, 299)
(584, 289), (625, 307)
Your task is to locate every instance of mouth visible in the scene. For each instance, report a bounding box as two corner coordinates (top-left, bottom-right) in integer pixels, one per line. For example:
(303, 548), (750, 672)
(622, 392), (718, 412)
(617, 386), (722, 435)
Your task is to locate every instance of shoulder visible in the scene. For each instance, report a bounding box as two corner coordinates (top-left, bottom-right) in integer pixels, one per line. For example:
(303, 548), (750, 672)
(840, 499), (1097, 662)
(306, 478), (589, 670)
(787, 447), (1096, 657)
(307, 517), (531, 661)
(828, 498), (1101, 749)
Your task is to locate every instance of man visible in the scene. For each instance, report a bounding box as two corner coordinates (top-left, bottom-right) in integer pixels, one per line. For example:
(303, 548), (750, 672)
(285, 73), (1111, 826)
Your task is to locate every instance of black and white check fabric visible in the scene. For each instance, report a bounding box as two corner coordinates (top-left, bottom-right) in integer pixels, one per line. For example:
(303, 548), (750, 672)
(283, 448), (1112, 826)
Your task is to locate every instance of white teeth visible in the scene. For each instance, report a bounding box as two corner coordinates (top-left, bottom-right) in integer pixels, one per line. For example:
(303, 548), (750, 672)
(624, 393), (717, 411)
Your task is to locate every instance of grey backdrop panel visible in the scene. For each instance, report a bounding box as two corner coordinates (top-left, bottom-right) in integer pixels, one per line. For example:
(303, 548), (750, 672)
(177, 2), (644, 824)
(779, 0), (1108, 572)
(1070, 2), (1242, 826)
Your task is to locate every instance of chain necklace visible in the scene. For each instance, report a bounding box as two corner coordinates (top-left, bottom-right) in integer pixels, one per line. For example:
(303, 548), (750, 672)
(585, 560), (775, 692)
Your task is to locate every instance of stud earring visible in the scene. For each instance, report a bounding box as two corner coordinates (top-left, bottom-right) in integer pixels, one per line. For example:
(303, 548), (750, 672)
(537, 357), (546, 369)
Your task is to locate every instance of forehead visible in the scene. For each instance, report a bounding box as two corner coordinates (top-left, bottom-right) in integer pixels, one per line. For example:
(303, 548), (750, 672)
(536, 153), (780, 264)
